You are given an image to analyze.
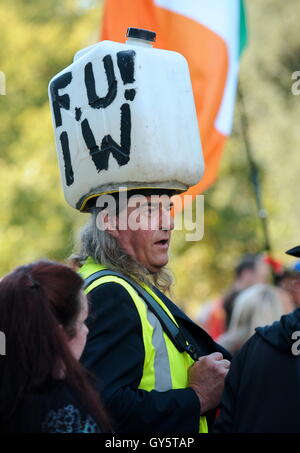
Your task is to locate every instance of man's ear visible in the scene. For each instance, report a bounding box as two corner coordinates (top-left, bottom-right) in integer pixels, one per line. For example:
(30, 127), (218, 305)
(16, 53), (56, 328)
(96, 209), (119, 238)
(107, 227), (119, 239)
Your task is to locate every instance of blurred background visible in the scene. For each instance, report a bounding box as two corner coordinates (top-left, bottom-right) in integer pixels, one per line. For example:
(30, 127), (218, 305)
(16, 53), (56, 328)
(1, 0), (300, 321)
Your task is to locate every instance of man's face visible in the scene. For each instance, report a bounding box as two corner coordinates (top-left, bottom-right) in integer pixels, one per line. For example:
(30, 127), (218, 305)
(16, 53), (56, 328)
(280, 275), (300, 307)
(109, 194), (174, 273)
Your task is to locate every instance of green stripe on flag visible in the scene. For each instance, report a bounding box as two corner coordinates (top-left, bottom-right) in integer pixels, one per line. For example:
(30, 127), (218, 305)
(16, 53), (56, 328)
(239, 0), (248, 56)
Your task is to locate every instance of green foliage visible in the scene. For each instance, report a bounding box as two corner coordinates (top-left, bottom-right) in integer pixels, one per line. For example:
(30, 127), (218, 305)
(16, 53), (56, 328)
(0, 0), (102, 274)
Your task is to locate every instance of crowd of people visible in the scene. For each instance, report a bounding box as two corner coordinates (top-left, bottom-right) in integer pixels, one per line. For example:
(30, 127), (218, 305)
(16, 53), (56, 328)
(1, 30), (300, 434)
(1, 212), (300, 433)
(196, 250), (300, 432)
(197, 253), (300, 352)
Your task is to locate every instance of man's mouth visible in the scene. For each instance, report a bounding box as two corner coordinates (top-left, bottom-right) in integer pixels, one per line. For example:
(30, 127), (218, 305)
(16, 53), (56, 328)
(154, 239), (169, 248)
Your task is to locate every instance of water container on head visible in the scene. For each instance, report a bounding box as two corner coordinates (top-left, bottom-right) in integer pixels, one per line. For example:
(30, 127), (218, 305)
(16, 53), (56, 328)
(48, 27), (204, 211)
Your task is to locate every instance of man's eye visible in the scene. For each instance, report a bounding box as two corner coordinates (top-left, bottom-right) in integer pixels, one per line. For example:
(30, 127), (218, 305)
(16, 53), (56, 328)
(144, 205), (154, 214)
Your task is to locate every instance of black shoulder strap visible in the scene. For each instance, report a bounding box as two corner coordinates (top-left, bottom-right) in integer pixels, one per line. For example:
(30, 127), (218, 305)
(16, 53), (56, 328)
(84, 269), (199, 361)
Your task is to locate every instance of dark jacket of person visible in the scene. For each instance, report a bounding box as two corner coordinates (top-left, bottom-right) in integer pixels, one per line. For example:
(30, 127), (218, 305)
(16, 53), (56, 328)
(81, 280), (230, 433)
(1, 380), (101, 433)
(215, 308), (300, 433)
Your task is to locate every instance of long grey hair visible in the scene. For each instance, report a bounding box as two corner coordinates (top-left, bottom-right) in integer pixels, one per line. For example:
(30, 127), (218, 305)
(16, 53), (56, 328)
(70, 206), (173, 294)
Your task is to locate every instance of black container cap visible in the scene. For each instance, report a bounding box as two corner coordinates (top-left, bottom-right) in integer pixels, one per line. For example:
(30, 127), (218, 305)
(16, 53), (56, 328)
(126, 27), (156, 42)
(286, 245), (300, 257)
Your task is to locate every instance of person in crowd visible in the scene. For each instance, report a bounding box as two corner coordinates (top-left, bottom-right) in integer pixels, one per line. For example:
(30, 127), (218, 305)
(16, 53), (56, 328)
(0, 261), (110, 433)
(48, 31), (231, 433)
(214, 246), (300, 433)
(276, 262), (300, 308)
(75, 189), (231, 433)
(197, 253), (270, 339)
(216, 283), (293, 355)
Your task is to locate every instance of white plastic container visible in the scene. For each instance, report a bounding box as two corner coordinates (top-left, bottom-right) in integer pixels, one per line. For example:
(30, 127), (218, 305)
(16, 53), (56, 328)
(48, 28), (204, 211)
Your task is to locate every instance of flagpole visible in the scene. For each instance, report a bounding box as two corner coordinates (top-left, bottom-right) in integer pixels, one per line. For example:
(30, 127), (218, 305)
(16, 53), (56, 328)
(237, 82), (272, 254)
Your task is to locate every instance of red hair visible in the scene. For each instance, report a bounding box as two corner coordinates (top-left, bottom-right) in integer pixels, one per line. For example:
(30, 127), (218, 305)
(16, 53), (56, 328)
(0, 260), (110, 431)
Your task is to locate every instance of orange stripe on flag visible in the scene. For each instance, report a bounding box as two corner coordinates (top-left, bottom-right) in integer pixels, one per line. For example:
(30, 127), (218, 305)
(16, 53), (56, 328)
(154, 7), (228, 197)
(101, 0), (230, 203)
(101, 0), (163, 46)
(184, 128), (226, 198)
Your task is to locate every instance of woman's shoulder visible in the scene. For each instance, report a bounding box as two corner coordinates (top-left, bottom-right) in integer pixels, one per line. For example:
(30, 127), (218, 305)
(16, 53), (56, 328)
(41, 381), (101, 433)
(18, 381), (101, 433)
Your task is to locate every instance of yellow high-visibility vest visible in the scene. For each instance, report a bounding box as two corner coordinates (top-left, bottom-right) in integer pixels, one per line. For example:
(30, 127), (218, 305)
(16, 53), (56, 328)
(80, 257), (208, 433)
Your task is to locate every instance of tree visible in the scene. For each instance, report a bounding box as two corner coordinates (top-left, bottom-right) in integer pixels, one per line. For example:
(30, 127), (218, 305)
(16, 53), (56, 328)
(0, 0), (102, 275)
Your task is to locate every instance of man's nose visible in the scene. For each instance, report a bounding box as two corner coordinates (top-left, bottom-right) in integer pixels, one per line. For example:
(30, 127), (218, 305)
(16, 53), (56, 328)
(160, 208), (174, 231)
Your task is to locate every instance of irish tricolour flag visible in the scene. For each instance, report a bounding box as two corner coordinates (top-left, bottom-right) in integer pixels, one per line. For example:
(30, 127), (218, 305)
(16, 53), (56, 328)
(101, 0), (247, 196)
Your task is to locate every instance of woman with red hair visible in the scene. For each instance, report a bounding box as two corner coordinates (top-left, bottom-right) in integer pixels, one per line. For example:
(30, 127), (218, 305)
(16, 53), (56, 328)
(0, 261), (110, 433)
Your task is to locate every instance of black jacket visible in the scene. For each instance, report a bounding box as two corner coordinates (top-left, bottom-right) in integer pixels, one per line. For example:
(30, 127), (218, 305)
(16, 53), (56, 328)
(81, 280), (230, 433)
(1, 381), (101, 433)
(215, 308), (300, 433)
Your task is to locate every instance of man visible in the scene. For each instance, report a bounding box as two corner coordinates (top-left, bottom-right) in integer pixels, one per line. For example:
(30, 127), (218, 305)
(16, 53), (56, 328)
(76, 190), (230, 432)
(214, 245), (300, 433)
(48, 28), (230, 433)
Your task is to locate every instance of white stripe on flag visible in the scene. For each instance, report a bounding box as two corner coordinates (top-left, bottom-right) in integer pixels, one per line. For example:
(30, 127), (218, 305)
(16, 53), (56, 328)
(154, 0), (241, 135)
